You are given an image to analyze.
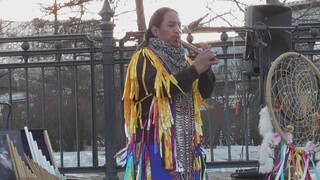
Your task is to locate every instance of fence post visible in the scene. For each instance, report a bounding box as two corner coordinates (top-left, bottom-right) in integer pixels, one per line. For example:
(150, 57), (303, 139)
(221, 32), (232, 160)
(99, 1), (118, 179)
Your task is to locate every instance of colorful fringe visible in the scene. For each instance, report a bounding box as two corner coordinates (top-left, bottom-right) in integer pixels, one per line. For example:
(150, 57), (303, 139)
(124, 143), (152, 180)
(265, 141), (320, 180)
(121, 48), (210, 179)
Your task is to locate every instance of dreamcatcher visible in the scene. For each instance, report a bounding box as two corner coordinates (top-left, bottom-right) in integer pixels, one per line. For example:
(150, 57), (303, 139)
(259, 52), (320, 179)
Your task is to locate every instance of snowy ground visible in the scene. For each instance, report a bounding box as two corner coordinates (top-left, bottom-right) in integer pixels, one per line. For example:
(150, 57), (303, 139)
(54, 146), (260, 178)
(54, 145), (260, 168)
(54, 145), (320, 179)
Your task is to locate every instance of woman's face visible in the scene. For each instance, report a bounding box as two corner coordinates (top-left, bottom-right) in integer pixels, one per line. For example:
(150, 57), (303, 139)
(151, 10), (182, 47)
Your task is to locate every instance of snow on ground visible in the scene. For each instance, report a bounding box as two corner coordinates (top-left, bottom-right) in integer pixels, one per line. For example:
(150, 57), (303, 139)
(54, 146), (320, 179)
(54, 145), (260, 178)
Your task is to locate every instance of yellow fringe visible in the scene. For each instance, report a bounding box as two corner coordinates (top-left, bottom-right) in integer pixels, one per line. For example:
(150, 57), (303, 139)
(164, 129), (173, 169)
(123, 48), (211, 166)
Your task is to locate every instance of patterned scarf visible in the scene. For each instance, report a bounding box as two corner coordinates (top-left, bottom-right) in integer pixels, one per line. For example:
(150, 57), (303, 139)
(148, 37), (195, 179)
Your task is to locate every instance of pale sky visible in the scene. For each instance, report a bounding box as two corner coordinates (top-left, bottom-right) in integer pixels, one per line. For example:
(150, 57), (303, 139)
(0, 0), (103, 21)
(0, 0), (298, 40)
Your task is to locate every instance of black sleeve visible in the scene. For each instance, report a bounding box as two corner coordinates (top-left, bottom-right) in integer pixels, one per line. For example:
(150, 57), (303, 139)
(198, 68), (216, 99)
(136, 53), (201, 97)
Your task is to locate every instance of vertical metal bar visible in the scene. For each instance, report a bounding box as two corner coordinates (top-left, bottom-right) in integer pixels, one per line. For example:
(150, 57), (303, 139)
(20, 41), (30, 126)
(56, 53), (63, 167)
(91, 52), (98, 166)
(25, 67), (29, 126)
(74, 65), (80, 167)
(242, 71), (249, 161)
(99, 1), (118, 179)
(22, 42), (30, 127)
(8, 69), (13, 129)
(208, 105), (214, 162)
(119, 42), (125, 146)
(308, 42), (315, 61)
(41, 67), (46, 128)
(119, 41), (124, 95)
(222, 46), (232, 161)
(219, 32), (232, 161)
(72, 42), (81, 167)
(257, 39), (265, 107)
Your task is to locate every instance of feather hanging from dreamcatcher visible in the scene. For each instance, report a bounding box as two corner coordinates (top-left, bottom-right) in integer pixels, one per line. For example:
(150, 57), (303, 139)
(258, 106), (274, 174)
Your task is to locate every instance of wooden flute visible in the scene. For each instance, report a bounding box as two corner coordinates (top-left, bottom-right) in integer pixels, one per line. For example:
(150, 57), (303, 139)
(178, 39), (201, 55)
(178, 39), (218, 62)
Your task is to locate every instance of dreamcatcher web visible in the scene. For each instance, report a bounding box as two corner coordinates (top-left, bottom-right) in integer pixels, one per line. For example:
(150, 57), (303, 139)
(266, 52), (320, 147)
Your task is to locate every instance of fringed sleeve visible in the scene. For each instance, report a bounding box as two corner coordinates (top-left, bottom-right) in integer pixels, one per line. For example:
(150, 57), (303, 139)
(121, 48), (211, 178)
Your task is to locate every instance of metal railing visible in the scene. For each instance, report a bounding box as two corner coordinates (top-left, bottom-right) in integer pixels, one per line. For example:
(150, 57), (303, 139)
(0, 1), (320, 179)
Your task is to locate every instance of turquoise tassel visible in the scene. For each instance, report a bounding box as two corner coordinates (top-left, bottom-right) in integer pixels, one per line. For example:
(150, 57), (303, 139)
(125, 153), (134, 179)
(310, 156), (320, 180)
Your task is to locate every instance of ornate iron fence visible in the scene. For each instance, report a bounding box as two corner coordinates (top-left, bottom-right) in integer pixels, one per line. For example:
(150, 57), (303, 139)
(0, 1), (320, 179)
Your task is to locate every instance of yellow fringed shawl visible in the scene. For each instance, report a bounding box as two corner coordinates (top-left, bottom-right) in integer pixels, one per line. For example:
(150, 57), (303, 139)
(122, 47), (209, 170)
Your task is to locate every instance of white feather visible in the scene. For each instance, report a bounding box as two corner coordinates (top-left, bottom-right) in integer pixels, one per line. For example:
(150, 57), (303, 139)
(258, 106), (274, 173)
(259, 106), (273, 136)
(259, 158), (274, 173)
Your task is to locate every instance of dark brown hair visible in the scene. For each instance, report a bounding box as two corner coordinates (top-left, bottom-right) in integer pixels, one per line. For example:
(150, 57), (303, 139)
(137, 7), (178, 49)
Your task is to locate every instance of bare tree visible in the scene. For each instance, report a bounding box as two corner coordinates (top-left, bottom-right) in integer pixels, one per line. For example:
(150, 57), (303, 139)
(39, 0), (96, 34)
(135, 0), (146, 43)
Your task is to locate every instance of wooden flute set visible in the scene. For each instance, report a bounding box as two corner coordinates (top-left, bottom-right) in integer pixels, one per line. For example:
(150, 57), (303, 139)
(1, 127), (66, 180)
